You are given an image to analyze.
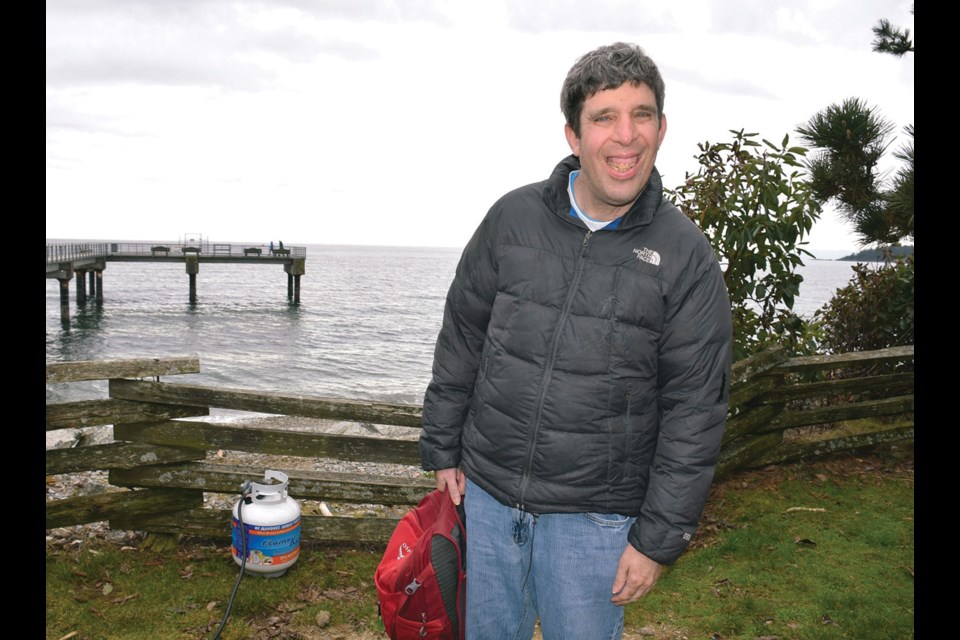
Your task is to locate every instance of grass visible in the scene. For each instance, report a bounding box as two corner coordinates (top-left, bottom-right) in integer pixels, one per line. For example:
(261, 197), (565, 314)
(626, 445), (914, 639)
(46, 445), (913, 640)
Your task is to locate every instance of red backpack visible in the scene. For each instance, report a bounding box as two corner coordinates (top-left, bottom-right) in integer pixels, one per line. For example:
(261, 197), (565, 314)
(374, 489), (466, 640)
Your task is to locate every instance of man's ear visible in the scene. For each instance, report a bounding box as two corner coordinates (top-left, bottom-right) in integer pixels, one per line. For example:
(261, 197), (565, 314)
(564, 123), (581, 157)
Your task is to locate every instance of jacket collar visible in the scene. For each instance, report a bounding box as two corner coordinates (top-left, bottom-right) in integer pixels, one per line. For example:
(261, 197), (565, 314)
(543, 154), (663, 229)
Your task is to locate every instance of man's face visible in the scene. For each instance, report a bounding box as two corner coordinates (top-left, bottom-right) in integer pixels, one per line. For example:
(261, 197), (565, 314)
(564, 82), (667, 221)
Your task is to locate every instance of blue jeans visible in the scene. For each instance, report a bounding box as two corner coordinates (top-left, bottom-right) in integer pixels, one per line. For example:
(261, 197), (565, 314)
(464, 478), (636, 640)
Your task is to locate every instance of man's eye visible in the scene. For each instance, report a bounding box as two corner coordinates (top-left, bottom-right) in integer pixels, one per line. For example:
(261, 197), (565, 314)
(594, 115), (613, 123)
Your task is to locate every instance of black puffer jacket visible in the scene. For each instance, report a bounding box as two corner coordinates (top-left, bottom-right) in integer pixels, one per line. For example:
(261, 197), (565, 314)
(420, 155), (732, 565)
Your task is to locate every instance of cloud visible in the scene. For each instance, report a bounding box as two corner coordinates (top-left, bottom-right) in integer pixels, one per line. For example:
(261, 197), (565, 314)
(45, 0), (913, 252)
(506, 0), (679, 34)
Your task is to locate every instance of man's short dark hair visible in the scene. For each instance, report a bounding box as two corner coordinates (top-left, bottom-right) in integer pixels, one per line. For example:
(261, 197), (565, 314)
(560, 42), (666, 138)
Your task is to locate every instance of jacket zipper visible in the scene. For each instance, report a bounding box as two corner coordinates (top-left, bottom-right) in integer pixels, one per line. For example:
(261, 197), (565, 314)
(517, 229), (593, 510)
(624, 386), (633, 479)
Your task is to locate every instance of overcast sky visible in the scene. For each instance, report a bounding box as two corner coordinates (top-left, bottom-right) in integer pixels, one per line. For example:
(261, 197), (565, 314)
(46, 0), (914, 258)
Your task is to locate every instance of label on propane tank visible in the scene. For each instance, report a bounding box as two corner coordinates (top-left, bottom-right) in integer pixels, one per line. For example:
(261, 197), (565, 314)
(231, 516), (301, 566)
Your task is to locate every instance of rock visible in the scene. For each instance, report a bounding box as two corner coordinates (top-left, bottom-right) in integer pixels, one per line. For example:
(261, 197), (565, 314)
(46, 429), (80, 449)
(46, 425), (114, 449)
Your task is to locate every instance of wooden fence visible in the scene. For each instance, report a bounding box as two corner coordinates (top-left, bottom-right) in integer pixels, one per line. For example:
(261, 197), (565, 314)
(46, 346), (913, 545)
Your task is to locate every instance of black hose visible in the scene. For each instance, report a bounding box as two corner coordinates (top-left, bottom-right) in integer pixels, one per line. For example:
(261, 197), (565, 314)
(210, 482), (252, 639)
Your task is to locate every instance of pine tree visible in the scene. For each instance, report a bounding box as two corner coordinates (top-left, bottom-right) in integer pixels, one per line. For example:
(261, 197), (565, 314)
(795, 6), (913, 247)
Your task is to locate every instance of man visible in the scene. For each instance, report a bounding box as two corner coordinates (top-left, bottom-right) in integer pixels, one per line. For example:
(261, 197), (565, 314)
(420, 42), (732, 639)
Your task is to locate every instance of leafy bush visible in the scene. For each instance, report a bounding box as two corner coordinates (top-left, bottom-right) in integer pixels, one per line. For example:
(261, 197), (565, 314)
(811, 256), (914, 356)
(666, 130), (822, 361)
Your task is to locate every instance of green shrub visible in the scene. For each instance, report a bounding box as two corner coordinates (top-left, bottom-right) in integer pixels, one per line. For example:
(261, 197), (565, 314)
(666, 129), (822, 361)
(811, 256), (914, 356)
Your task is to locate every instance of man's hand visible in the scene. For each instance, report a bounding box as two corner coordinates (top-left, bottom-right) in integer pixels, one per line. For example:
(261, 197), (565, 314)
(610, 545), (663, 606)
(434, 468), (465, 505)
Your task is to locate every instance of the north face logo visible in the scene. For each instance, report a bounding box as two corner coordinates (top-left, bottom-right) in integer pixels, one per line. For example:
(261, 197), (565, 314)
(633, 247), (661, 266)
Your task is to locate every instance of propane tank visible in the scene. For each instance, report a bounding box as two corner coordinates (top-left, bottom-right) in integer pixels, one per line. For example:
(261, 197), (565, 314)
(231, 470), (301, 578)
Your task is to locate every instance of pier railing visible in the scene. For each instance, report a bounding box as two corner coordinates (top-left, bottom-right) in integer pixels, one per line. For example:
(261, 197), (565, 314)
(45, 346), (913, 544)
(46, 243), (109, 263)
(45, 242), (306, 264)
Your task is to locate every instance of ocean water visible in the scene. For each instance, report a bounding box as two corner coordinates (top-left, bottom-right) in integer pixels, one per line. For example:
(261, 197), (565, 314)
(45, 243), (870, 410)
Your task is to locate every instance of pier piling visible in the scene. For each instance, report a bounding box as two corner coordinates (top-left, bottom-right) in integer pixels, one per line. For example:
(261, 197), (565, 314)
(58, 279), (70, 324)
(185, 255), (199, 303)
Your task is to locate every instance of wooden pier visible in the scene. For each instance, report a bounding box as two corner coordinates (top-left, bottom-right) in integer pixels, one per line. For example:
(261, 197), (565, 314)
(45, 241), (306, 323)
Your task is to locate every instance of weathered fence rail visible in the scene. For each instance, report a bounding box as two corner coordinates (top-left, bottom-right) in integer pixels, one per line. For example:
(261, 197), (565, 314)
(46, 346), (913, 544)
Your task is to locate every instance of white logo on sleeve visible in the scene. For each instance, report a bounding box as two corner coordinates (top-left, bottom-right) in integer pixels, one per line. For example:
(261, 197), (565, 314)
(633, 247), (661, 266)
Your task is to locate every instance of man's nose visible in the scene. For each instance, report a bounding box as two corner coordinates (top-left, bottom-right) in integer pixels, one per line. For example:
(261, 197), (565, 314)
(612, 116), (636, 144)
